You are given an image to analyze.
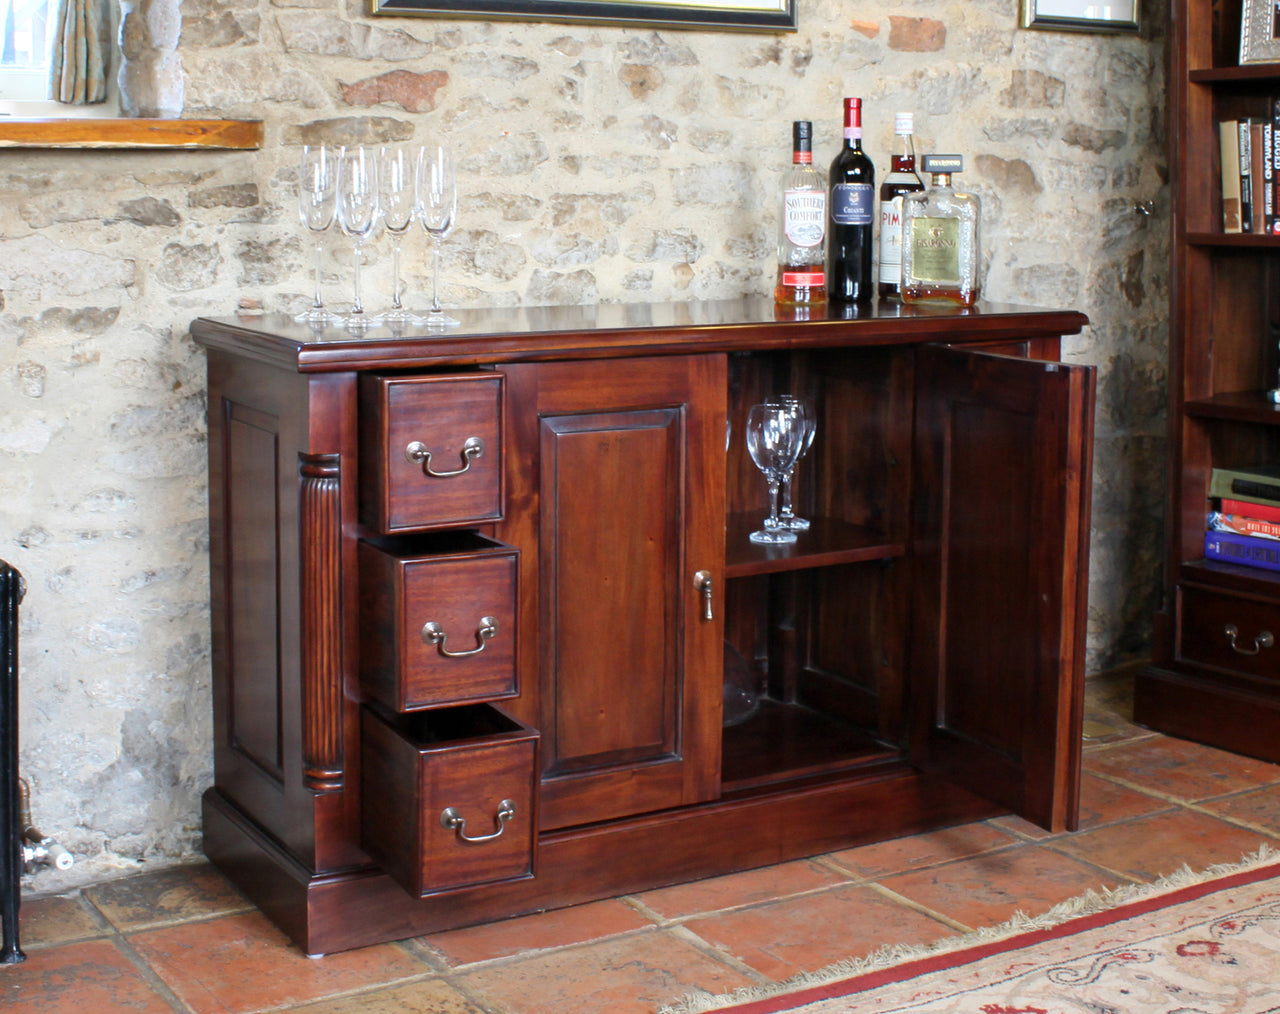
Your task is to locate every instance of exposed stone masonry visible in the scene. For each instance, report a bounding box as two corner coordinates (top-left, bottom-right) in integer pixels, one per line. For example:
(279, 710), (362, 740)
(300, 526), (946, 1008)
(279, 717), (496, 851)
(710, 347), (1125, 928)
(0, 0), (1169, 891)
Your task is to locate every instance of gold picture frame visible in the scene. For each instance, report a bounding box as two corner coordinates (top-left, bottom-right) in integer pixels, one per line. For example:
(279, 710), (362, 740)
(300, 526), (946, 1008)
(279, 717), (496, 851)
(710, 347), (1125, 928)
(369, 0), (796, 30)
(1021, 0), (1139, 32)
(1241, 0), (1280, 64)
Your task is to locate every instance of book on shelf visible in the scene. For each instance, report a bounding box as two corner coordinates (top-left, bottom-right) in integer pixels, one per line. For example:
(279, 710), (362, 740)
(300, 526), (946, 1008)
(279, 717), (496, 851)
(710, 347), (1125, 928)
(1204, 529), (1280, 573)
(1253, 119), (1269, 234)
(1221, 496), (1280, 523)
(1240, 119), (1254, 233)
(1209, 465), (1280, 507)
(1222, 120), (1243, 233)
(1208, 511), (1280, 540)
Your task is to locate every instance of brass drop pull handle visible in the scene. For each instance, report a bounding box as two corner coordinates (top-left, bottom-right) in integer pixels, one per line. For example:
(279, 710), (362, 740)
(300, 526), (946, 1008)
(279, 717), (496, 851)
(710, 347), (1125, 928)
(695, 570), (714, 621)
(1224, 624), (1275, 656)
(404, 436), (484, 478)
(440, 799), (517, 844)
(422, 616), (498, 658)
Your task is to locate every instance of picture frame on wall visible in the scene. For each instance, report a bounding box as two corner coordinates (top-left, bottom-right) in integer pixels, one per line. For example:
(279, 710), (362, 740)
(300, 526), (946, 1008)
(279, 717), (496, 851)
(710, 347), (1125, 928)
(1241, 0), (1280, 64)
(1021, 0), (1139, 32)
(370, 0), (796, 31)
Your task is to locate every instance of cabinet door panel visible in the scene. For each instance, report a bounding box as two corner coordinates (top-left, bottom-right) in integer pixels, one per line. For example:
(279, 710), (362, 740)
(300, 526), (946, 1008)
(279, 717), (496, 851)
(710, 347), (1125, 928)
(910, 345), (1094, 832)
(499, 355), (727, 830)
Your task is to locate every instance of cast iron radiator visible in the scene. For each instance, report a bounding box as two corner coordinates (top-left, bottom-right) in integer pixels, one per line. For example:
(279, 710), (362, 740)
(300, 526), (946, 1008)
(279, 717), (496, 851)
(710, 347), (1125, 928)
(1, 559), (24, 964)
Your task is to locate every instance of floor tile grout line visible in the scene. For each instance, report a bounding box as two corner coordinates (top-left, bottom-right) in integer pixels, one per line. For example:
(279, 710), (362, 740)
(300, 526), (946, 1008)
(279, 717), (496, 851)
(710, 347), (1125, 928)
(102, 930), (197, 1014)
(665, 922), (776, 987)
(860, 881), (975, 935)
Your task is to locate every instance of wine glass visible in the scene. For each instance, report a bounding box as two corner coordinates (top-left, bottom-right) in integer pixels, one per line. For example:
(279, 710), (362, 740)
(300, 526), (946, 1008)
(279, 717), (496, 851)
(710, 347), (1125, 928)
(378, 146), (421, 325)
(745, 403), (805, 545)
(295, 144), (339, 324)
(416, 143), (460, 328)
(336, 146), (381, 332)
(773, 395), (815, 531)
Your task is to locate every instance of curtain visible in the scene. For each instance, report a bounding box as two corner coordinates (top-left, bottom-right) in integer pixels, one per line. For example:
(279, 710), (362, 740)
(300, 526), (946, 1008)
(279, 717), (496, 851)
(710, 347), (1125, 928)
(49, 0), (109, 104)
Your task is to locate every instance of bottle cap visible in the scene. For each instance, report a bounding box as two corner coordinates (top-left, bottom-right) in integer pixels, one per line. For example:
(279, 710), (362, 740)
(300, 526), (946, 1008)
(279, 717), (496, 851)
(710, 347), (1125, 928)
(922, 154), (963, 174)
(894, 112), (914, 135)
(793, 120), (813, 150)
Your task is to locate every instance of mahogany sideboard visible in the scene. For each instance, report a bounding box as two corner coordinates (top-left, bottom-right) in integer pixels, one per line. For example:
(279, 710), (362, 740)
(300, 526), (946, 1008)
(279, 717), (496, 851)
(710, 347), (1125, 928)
(192, 298), (1095, 955)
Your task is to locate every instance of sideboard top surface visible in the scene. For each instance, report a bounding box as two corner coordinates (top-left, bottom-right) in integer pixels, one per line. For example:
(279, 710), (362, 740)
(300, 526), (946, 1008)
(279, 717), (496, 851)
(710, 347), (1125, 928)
(192, 298), (1089, 373)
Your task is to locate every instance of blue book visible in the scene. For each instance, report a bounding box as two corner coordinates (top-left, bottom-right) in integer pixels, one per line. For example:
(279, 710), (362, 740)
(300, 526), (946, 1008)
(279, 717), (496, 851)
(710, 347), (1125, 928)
(1204, 529), (1280, 573)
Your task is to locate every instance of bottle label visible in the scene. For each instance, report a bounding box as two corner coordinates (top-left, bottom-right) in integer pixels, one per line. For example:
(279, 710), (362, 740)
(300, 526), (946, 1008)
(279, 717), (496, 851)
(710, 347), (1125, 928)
(782, 270), (825, 287)
(878, 196), (906, 284)
(831, 183), (874, 226)
(783, 189), (826, 247)
(909, 217), (962, 284)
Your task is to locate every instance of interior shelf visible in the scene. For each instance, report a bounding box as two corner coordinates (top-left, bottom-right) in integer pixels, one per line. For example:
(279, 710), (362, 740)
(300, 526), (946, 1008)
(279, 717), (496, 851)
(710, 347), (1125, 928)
(1184, 391), (1280, 423)
(1190, 65), (1280, 83)
(720, 698), (899, 793)
(724, 514), (905, 578)
(1186, 232), (1280, 247)
(1182, 557), (1280, 592)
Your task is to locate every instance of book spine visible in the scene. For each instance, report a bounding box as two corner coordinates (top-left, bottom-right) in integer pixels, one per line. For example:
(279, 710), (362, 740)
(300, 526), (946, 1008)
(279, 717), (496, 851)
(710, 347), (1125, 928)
(1263, 119), (1274, 234)
(1221, 497), (1280, 523)
(1252, 120), (1267, 233)
(1221, 120), (1243, 233)
(1208, 468), (1280, 506)
(1208, 511), (1280, 539)
(1205, 530), (1280, 572)
(1272, 98), (1280, 232)
(1241, 119), (1254, 233)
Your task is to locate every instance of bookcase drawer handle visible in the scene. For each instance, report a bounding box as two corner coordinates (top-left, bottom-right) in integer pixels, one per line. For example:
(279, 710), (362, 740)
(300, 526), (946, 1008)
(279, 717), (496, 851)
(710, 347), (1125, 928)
(440, 799), (517, 844)
(1224, 624), (1274, 656)
(422, 616), (498, 658)
(405, 436), (484, 478)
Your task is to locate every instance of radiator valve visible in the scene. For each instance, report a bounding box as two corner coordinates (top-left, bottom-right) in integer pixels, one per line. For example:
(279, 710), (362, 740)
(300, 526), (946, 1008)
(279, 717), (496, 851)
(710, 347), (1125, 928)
(17, 779), (73, 871)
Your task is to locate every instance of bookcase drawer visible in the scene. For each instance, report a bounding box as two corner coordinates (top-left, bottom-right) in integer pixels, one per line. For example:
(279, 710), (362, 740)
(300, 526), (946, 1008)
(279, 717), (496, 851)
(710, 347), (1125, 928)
(360, 704), (538, 899)
(1179, 584), (1280, 683)
(360, 372), (503, 533)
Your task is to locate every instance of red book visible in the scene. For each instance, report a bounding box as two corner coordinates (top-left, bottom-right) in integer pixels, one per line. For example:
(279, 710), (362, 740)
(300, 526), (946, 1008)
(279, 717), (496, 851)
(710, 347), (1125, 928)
(1221, 497), (1280, 523)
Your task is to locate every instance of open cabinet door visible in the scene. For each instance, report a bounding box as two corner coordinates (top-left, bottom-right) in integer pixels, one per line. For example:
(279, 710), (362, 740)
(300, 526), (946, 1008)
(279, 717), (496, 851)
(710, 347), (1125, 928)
(910, 344), (1095, 832)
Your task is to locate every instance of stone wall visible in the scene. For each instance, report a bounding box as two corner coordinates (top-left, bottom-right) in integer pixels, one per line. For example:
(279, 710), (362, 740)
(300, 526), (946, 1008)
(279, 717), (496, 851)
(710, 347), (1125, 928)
(0, 0), (1169, 891)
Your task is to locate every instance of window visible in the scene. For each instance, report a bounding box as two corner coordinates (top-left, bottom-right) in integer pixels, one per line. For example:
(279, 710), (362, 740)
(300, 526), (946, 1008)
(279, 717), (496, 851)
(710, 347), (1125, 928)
(0, 0), (53, 101)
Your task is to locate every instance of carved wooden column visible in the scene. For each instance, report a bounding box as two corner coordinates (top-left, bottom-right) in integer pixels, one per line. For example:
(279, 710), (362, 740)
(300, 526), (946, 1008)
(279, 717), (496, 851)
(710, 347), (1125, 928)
(299, 453), (343, 792)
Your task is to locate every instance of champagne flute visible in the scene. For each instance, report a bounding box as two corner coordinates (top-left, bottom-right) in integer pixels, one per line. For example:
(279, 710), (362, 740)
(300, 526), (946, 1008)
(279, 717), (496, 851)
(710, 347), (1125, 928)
(416, 143), (460, 328)
(746, 403), (804, 545)
(378, 146), (421, 325)
(295, 144), (339, 324)
(773, 395), (815, 530)
(336, 146), (381, 332)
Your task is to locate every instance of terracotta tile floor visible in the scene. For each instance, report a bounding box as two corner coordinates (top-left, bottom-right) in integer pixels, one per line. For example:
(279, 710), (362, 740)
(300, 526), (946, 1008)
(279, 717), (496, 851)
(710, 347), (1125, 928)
(7, 666), (1280, 1013)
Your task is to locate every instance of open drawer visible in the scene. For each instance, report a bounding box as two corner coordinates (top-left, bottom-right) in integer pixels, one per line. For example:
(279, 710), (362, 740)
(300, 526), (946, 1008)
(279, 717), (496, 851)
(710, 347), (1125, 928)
(360, 703), (538, 899)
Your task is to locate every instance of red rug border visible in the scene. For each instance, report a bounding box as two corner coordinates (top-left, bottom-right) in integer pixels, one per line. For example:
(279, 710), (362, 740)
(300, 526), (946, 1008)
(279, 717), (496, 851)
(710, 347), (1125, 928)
(718, 858), (1280, 1014)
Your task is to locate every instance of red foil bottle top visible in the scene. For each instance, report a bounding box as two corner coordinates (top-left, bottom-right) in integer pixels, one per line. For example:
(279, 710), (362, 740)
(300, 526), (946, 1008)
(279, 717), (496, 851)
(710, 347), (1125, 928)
(843, 97), (862, 137)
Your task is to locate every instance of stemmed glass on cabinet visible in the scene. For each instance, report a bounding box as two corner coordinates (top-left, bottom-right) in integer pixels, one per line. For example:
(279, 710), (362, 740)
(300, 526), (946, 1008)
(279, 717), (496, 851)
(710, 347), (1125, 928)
(774, 395), (815, 530)
(335, 146), (381, 331)
(745, 402), (806, 545)
(295, 145), (338, 324)
(378, 146), (420, 325)
(416, 144), (460, 328)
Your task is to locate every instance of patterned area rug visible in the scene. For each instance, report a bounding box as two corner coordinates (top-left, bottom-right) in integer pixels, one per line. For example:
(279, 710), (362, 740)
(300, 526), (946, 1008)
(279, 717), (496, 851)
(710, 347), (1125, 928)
(661, 849), (1280, 1013)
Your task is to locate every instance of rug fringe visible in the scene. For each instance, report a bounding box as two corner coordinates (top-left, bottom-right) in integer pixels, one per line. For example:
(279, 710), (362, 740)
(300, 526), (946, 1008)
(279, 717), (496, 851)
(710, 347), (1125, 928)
(656, 844), (1280, 1014)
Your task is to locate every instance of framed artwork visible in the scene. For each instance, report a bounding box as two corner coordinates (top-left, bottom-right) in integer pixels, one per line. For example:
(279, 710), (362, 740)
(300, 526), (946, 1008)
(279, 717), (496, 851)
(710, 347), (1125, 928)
(1021, 0), (1139, 32)
(1241, 0), (1280, 64)
(370, 0), (796, 30)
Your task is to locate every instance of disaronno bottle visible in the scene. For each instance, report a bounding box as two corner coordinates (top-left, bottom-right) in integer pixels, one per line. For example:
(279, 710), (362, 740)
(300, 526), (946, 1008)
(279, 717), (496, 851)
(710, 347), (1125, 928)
(900, 154), (981, 307)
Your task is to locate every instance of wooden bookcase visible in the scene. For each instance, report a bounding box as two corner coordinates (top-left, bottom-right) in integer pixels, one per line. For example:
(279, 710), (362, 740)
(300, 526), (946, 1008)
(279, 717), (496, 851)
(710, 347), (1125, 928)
(1135, 0), (1280, 759)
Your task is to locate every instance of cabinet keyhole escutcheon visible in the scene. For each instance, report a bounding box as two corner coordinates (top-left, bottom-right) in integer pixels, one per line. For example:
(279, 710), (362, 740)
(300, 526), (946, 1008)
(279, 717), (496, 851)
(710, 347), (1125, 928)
(423, 616), (498, 657)
(1224, 624), (1274, 656)
(694, 570), (714, 621)
(440, 799), (517, 844)
(405, 436), (484, 477)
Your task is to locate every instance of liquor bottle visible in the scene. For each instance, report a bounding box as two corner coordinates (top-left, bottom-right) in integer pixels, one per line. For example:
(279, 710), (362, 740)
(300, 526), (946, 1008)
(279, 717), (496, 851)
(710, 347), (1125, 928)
(901, 154), (981, 307)
(826, 97), (875, 303)
(774, 120), (827, 306)
(877, 112), (925, 300)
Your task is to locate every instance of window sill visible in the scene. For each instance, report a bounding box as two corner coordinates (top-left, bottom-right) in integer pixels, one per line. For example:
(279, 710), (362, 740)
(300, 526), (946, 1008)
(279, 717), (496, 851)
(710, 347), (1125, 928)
(0, 117), (263, 150)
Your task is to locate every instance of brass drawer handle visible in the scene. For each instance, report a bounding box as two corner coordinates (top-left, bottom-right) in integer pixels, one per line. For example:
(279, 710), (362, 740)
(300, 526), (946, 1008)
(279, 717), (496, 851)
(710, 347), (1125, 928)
(404, 436), (484, 478)
(422, 616), (497, 658)
(1224, 624), (1275, 656)
(695, 570), (714, 621)
(440, 799), (517, 844)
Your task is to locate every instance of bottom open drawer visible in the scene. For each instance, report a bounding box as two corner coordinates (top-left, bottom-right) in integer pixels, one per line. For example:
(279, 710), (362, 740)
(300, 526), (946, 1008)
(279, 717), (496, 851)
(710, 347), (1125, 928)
(361, 703), (538, 898)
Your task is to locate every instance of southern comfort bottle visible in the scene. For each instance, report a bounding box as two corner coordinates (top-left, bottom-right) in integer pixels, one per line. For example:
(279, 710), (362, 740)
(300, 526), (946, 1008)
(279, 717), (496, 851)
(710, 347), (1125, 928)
(877, 112), (925, 300)
(774, 120), (827, 306)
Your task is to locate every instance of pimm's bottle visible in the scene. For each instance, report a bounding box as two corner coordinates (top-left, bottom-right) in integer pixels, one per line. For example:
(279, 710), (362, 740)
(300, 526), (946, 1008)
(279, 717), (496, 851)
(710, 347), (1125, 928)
(827, 97), (875, 303)
(774, 120), (828, 306)
(877, 112), (925, 300)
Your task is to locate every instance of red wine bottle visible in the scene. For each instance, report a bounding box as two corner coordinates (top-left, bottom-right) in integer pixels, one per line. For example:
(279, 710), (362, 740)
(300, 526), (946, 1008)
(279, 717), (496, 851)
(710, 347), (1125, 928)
(827, 97), (876, 303)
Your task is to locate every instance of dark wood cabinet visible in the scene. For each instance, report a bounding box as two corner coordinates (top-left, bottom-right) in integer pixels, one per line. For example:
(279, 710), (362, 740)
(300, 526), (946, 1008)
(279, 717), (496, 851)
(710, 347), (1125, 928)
(193, 299), (1093, 955)
(1135, 0), (1280, 761)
